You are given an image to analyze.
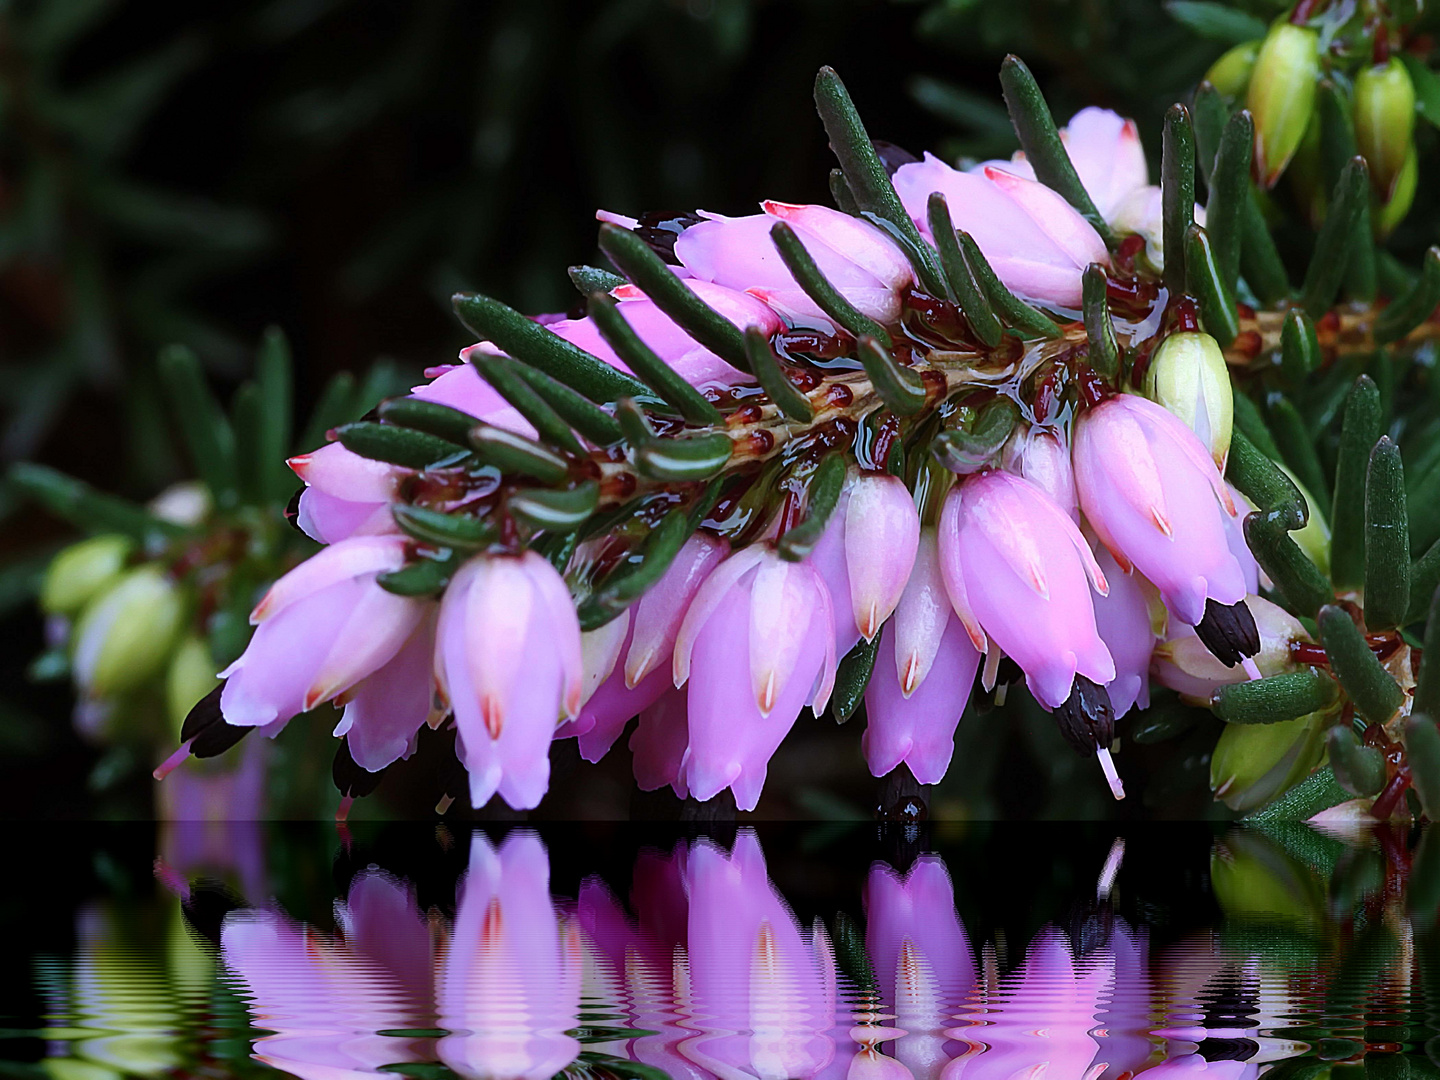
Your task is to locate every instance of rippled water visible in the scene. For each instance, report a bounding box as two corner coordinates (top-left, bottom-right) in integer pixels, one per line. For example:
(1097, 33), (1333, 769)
(5, 824), (1439, 1080)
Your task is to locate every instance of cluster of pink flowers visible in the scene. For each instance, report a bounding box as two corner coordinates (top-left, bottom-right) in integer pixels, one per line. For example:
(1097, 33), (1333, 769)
(218, 830), (1260, 1080)
(161, 107), (1271, 813)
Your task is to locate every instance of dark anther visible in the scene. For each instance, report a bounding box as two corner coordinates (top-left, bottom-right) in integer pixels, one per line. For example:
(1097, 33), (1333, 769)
(284, 485), (305, 533)
(1053, 675), (1115, 755)
(1195, 597), (1261, 668)
(872, 140), (919, 176)
(332, 737), (386, 799)
(182, 684), (254, 758)
(635, 210), (703, 263)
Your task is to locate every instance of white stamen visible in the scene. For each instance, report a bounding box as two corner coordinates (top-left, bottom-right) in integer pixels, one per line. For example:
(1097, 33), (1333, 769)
(1241, 656), (1262, 680)
(1097, 747), (1126, 801)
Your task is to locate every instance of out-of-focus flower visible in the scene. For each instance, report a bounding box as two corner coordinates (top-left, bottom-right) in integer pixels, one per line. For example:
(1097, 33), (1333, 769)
(894, 153), (1107, 307)
(1143, 332), (1234, 470)
(72, 567), (185, 699)
(1207, 41), (1260, 100)
(675, 202), (913, 328)
(938, 470), (1113, 711)
(41, 535), (132, 617)
(673, 545), (836, 810)
(1074, 393), (1248, 629)
(165, 636), (220, 732)
(435, 552), (583, 811)
(863, 530), (981, 783)
(219, 535), (426, 728)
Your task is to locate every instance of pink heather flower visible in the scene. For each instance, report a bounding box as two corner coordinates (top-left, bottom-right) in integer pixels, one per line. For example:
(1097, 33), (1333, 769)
(1073, 393), (1248, 627)
(289, 442), (403, 544)
(288, 363), (534, 546)
(1005, 425), (1077, 515)
(220, 874), (434, 1080)
(673, 545), (837, 811)
(942, 929), (1114, 1080)
(893, 152), (1108, 307)
(332, 608), (441, 772)
(1225, 484), (1263, 595)
(986, 108), (1150, 222)
(562, 533), (729, 764)
(547, 279), (783, 389)
(674, 201), (914, 328)
(218, 535), (426, 728)
(1090, 542), (1156, 719)
(683, 832), (837, 1080)
(938, 471), (1114, 711)
(808, 470), (921, 655)
(1152, 595), (1305, 702)
(437, 833), (582, 1080)
(435, 551), (583, 811)
(862, 530), (981, 783)
(628, 685), (692, 798)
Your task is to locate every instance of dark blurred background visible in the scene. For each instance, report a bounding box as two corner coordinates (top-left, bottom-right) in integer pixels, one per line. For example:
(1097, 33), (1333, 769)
(0, 0), (1248, 819)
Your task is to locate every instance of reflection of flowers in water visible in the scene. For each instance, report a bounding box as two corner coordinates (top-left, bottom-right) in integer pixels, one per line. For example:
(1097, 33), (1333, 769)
(210, 829), (1281, 1080)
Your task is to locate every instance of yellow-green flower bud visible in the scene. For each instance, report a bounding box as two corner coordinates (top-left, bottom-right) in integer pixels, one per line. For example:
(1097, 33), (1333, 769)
(1210, 709), (1327, 812)
(1277, 462), (1331, 576)
(1247, 23), (1320, 188)
(166, 635), (219, 733)
(1206, 40), (1260, 100)
(1142, 331), (1233, 469)
(1376, 143), (1418, 238)
(72, 567), (184, 698)
(1287, 112), (1326, 229)
(41, 535), (133, 617)
(1354, 57), (1416, 200)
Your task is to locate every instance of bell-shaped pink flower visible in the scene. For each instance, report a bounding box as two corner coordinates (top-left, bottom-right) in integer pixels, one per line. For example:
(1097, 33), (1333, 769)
(1089, 542), (1155, 719)
(862, 530), (981, 783)
(435, 551), (583, 811)
(988, 108), (1149, 220)
(562, 533), (729, 764)
(675, 201), (913, 328)
(864, 857), (976, 1080)
(1005, 425), (1077, 515)
(629, 685), (691, 798)
(332, 608), (441, 772)
(218, 535), (427, 728)
(893, 152), (1107, 307)
(1073, 393), (1248, 627)
(673, 545), (837, 810)
(683, 831), (837, 1080)
(289, 442), (404, 544)
(938, 471), (1114, 711)
(547, 280), (782, 389)
(437, 832), (582, 1080)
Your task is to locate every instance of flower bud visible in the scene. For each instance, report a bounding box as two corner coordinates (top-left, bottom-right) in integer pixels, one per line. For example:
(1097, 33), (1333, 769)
(1209, 709), (1326, 812)
(1247, 23), (1319, 187)
(149, 480), (211, 527)
(1152, 594), (1305, 703)
(1355, 57), (1416, 200)
(166, 635), (219, 733)
(1142, 331), (1233, 470)
(1376, 143), (1418, 238)
(72, 567), (185, 698)
(40, 535), (132, 617)
(1209, 829), (1324, 928)
(1206, 41), (1260, 100)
